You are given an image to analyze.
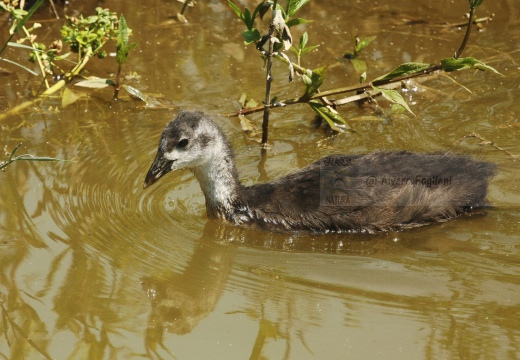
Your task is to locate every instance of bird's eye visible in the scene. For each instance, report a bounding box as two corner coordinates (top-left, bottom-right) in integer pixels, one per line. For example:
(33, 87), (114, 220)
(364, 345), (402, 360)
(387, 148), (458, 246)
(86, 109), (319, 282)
(177, 139), (189, 148)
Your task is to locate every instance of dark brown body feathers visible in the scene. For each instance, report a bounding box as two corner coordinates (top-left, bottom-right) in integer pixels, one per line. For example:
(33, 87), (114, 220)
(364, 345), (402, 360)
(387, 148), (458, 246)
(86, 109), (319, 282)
(234, 151), (495, 233)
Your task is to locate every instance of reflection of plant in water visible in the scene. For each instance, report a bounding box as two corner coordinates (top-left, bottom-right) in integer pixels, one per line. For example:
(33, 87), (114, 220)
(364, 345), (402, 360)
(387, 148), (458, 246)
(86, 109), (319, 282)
(176, 0), (197, 23)
(0, 189), (53, 360)
(0, 291), (53, 359)
(50, 248), (129, 358)
(246, 304), (293, 359)
(0, 125), (150, 358)
(228, 0), (499, 143)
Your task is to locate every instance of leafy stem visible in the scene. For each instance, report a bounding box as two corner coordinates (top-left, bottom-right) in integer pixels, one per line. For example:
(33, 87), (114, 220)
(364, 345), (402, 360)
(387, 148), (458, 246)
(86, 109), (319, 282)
(1, 143), (71, 171)
(0, 0), (45, 56)
(114, 14), (137, 100)
(261, 1), (278, 147)
(21, 25), (50, 88)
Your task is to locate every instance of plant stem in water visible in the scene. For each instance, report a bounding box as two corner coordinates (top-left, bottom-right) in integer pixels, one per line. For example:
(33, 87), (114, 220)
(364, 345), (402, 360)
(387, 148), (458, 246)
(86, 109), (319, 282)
(114, 62), (122, 100)
(455, 6), (476, 59)
(261, 0), (278, 147)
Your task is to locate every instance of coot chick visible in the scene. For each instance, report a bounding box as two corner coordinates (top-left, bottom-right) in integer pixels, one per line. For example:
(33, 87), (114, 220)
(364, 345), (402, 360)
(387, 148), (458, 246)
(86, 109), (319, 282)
(143, 111), (496, 233)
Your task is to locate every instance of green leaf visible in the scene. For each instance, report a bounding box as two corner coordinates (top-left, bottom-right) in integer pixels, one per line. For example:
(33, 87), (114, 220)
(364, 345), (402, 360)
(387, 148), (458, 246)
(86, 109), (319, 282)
(251, 2), (265, 21)
(373, 62), (432, 83)
(440, 56), (500, 74)
(470, 0), (484, 8)
(302, 66), (328, 99)
(285, 17), (311, 28)
(117, 42), (137, 64)
(287, 0), (311, 18)
(299, 31), (308, 50)
(354, 35), (376, 54)
(242, 28), (261, 45)
(6, 41), (45, 51)
(372, 85), (415, 116)
(54, 52), (72, 61)
(308, 100), (351, 132)
(116, 14), (137, 64)
(117, 14), (130, 46)
(390, 103), (406, 115)
(228, 0), (244, 20)
(243, 8), (253, 30)
(238, 93), (259, 108)
(293, 31), (318, 59)
(257, 2), (272, 20)
(86, 15), (98, 24)
(301, 45), (318, 54)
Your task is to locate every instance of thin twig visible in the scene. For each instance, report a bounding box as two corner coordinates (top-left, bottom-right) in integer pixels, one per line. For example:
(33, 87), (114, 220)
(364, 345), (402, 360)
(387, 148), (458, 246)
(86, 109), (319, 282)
(454, 132), (517, 158)
(114, 62), (122, 100)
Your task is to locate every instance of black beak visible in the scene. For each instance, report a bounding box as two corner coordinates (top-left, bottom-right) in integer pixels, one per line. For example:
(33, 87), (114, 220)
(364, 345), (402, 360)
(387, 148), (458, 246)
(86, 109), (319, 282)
(143, 152), (174, 189)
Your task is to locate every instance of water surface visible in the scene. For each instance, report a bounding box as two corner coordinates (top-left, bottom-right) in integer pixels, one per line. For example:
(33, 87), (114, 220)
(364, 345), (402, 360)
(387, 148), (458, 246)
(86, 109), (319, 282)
(1, 0), (519, 359)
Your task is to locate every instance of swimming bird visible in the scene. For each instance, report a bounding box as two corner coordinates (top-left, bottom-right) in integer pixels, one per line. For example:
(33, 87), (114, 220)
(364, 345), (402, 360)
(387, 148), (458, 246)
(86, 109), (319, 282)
(143, 111), (496, 233)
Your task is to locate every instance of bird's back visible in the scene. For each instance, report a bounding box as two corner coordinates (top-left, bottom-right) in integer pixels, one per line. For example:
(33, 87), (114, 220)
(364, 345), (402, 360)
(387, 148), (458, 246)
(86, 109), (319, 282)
(235, 151), (496, 233)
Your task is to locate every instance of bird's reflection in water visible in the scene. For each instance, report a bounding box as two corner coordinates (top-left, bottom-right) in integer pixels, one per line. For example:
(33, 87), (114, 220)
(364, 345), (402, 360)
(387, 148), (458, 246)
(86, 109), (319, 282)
(140, 212), (485, 347)
(141, 221), (237, 336)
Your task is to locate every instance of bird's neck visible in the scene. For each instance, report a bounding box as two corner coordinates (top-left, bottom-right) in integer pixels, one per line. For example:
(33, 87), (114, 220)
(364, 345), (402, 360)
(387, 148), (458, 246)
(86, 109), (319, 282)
(191, 141), (242, 220)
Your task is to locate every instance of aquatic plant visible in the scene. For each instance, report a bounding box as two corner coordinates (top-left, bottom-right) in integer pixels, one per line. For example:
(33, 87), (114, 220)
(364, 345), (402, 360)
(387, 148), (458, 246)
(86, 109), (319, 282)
(0, 143), (70, 171)
(228, 0), (499, 145)
(0, 4), (138, 120)
(0, 0), (46, 75)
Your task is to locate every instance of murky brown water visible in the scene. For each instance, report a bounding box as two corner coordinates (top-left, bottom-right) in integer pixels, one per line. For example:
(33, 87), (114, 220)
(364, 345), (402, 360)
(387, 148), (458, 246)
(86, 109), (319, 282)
(1, 0), (520, 359)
